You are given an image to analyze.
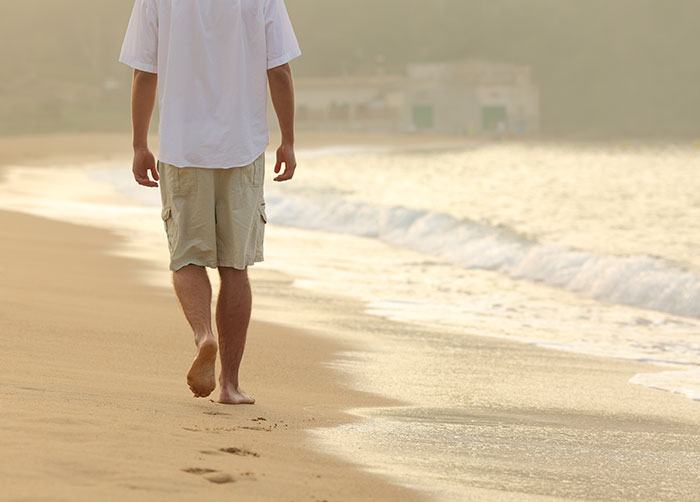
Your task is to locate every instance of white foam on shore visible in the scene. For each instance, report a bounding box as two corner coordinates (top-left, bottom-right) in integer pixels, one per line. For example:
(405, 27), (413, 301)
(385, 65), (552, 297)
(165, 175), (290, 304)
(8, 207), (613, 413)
(263, 188), (700, 319)
(2, 160), (700, 502)
(1, 162), (699, 407)
(629, 368), (700, 401)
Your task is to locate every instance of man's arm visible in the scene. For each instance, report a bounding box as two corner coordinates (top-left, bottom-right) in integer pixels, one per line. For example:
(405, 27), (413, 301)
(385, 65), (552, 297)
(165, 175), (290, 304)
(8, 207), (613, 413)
(267, 63), (297, 182)
(130, 69), (159, 187)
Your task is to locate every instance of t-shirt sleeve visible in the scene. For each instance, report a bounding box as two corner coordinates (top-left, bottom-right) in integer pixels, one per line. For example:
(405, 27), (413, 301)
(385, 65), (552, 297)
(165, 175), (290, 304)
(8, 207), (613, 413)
(264, 0), (302, 70)
(118, 0), (159, 73)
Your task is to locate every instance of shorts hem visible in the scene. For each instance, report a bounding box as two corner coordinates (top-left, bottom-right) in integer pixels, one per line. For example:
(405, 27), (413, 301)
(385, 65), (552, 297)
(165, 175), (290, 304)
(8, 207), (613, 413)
(169, 257), (264, 272)
(216, 257), (264, 270)
(169, 259), (218, 272)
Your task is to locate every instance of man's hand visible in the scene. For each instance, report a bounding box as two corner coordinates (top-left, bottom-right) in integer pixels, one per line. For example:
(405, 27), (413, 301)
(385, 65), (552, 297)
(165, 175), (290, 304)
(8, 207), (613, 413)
(273, 143), (297, 182)
(132, 147), (159, 187)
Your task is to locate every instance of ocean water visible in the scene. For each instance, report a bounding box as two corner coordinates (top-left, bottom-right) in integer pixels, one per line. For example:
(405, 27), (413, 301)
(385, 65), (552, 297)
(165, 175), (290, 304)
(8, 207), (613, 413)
(256, 143), (700, 394)
(2, 141), (700, 500)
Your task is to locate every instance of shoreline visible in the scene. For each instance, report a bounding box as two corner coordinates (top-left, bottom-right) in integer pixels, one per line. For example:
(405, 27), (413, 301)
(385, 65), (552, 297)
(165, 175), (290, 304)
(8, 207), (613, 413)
(3, 208), (700, 501)
(1, 134), (700, 500)
(1, 131), (697, 170)
(0, 130), (473, 168)
(0, 122), (448, 502)
(0, 208), (428, 501)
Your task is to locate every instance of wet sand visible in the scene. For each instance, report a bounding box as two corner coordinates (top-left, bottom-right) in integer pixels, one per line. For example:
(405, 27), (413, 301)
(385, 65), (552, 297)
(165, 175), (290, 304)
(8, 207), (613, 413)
(0, 209), (426, 501)
(1, 133), (700, 501)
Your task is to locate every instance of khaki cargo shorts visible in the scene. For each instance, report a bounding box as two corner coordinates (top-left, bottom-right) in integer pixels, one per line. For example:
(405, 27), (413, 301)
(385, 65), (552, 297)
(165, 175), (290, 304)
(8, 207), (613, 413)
(158, 153), (268, 272)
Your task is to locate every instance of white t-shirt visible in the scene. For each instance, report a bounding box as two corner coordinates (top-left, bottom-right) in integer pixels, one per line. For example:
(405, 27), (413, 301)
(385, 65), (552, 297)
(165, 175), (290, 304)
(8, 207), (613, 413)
(119, 0), (302, 168)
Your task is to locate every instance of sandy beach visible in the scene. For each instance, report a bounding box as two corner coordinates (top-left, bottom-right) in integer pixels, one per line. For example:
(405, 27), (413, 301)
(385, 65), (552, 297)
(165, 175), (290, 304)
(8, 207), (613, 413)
(3, 0), (700, 498)
(0, 133), (435, 500)
(2, 134), (700, 501)
(0, 208), (426, 501)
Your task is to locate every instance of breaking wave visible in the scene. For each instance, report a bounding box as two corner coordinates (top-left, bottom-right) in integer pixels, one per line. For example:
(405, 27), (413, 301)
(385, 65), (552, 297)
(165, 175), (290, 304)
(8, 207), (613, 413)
(266, 189), (700, 319)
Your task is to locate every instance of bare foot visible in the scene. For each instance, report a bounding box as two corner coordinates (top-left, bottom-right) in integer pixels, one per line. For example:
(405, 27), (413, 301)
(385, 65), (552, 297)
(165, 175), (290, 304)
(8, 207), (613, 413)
(218, 384), (255, 405)
(187, 336), (218, 398)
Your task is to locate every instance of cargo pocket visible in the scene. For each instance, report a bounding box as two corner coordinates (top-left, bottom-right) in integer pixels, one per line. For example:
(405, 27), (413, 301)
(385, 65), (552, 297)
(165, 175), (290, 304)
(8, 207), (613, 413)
(161, 206), (175, 252)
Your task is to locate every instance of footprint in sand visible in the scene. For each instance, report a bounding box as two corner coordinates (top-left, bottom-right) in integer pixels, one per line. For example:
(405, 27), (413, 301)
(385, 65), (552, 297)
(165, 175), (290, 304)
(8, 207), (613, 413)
(205, 473), (235, 484)
(182, 467), (217, 475)
(219, 447), (260, 457)
(182, 467), (235, 484)
(238, 425), (272, 432)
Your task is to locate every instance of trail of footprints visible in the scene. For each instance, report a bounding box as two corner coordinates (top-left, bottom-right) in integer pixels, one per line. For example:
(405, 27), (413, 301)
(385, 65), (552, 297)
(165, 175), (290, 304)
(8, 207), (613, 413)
(182, 415), (283, 485)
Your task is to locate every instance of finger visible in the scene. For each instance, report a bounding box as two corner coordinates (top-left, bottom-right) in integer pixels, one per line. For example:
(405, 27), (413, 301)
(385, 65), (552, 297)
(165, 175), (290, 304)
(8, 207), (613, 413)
(273, 166), (295, 182)
(150, 163), (160, 181)
(274, 159), (283, 174)
(134, 173), (158, 187)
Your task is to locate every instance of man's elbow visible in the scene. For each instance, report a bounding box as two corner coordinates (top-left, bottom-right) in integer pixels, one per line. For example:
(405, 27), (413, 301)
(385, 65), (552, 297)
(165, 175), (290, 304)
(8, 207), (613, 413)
(267, 63), (292, 81)
(134, 69), (158, 84)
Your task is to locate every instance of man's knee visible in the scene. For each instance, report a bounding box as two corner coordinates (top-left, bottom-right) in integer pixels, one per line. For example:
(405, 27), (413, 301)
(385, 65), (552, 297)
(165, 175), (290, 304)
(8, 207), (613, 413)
(173, 264), (207, 277)
(218, 266), (248, 281)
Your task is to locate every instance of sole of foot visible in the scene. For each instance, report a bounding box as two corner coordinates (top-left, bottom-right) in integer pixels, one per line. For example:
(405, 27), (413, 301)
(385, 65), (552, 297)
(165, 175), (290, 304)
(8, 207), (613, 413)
(187, 337), (218, 398)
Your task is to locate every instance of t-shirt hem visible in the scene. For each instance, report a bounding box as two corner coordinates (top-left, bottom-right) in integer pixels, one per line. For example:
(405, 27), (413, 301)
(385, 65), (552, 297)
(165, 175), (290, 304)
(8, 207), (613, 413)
(118, 56), (158, 74)
(157, 147), (267, 169)
(267, 48), (302, 70)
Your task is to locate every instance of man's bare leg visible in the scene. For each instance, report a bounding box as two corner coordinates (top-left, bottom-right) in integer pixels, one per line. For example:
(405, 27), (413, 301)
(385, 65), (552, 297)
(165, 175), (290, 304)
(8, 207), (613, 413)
(172, 265), (218, 398)
(216, 267), (255, 405)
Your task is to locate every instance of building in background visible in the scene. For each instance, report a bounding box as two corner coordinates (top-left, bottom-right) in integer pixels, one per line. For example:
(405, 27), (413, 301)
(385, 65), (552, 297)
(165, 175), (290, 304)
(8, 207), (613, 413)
(286, 59), (540, 137)
(290, 74), (405, 133)
(404, 60), (540, 136)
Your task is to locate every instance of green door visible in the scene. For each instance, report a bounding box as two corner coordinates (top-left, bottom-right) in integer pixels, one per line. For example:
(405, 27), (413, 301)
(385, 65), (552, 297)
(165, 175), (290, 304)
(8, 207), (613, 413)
(482, 105), (508, 132)
(412, 104), (434, 130)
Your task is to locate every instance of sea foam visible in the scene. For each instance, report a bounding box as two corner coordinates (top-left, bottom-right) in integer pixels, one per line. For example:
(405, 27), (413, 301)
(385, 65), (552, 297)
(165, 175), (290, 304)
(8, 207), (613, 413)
(265, 188), (700, 319)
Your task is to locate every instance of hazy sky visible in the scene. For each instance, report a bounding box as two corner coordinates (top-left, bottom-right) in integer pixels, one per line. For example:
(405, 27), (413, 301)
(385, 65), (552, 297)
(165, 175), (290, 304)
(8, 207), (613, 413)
(1, 0), (698, 137)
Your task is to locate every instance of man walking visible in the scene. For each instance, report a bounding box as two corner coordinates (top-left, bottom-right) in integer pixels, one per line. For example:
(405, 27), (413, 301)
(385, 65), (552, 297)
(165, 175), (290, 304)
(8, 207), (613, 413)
(119, 0), (301, 404)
